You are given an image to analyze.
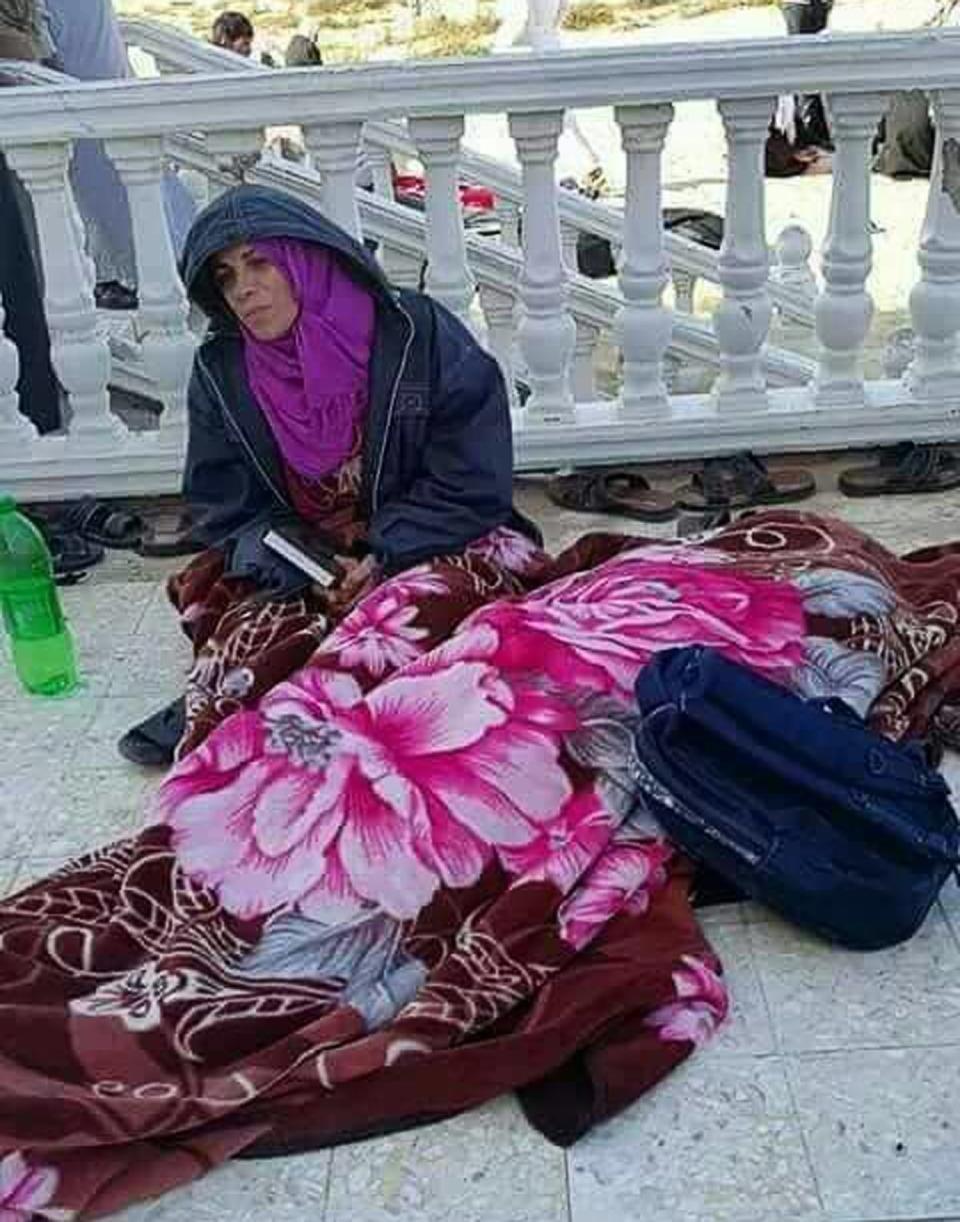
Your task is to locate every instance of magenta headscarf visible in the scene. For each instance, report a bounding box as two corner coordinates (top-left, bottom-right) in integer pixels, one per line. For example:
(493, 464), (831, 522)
(241, 238), (376, 480)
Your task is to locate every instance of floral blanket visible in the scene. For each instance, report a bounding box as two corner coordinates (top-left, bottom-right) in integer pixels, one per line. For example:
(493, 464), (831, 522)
(2, 512), (960, 1219)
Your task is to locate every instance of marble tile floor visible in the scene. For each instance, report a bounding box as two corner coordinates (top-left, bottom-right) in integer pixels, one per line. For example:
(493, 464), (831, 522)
(3, 462), (960, 1222)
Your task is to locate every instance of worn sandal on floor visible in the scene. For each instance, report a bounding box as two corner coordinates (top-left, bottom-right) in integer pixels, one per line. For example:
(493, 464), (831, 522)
(838, 442), (960, 497)
(117, 696), (186, 768)
(546, 467), (678, 522)
(138, 512), (205, 558)
(675, 452), (816, 512)
(60, 497), (145, 550)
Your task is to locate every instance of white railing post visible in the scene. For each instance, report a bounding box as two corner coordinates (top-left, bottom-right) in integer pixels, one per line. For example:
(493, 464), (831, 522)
(814, 92), (886, 408)
(304, 121), (364, 240)
(408, 115), (476, 324)
(497, 199), (521, 248)
(908, 93), (960, 405)
(365, 142), (395, 200)
(478, 282), (519, 410)
(508, 110), (576, 422)
(615, 103), (674, 419)
(713, 97), (775, 414)
(672, 268), (697, 314)
(203, 129), (263, 199)
(107, 136), (195, 441)
(6, 142), (116, 447)
(772, 224), (817, 305)
(572, 317), (600, 401)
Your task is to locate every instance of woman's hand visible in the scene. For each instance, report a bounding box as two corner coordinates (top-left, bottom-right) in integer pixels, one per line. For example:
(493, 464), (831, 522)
(316, 554), (379, 613)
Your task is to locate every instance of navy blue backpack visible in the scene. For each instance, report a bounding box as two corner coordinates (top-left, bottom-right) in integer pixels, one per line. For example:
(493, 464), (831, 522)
(632, 645), (960, 950)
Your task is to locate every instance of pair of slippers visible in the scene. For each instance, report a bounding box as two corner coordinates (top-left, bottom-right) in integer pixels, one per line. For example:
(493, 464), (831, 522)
(35, 499), (203, 576)
(546, 453), (817, 524)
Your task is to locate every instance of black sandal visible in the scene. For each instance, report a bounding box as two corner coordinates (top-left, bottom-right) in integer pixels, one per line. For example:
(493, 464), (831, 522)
(138, 512), (205, 558)
(546, 467), (678, 522)
(838, 442), (960, 497)
(59, 497), (144, 551)
(675, 452), (816, 512)
(117, 697), (186, 768)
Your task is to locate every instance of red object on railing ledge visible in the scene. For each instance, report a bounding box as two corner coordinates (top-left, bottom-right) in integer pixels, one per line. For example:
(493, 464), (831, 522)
(393, 173), (496, 213)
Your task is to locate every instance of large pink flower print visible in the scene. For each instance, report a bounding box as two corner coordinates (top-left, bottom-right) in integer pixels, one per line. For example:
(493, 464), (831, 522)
(466, 558), (805, 699)
(0, 1152), (72, 1221)
(557, 835), (674, 950)
(645, 954), (729, 1047)
(155, 660), (574, 924)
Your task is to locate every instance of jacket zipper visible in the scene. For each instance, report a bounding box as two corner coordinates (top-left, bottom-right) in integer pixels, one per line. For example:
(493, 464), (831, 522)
(370, 300), (415, 514)
(196, 346), (292, 511)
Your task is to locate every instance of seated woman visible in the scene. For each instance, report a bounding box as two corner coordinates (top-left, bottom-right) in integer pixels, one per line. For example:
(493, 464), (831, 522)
(8, 188), (960, 1220)
(120, 184), (540, 764)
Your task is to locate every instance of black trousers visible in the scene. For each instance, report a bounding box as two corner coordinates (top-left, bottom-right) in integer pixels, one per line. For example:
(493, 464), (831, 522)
(781, 2), (833, 148)
(0, 154), (61, 434)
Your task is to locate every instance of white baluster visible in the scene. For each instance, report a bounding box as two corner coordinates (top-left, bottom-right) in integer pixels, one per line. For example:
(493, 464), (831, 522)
(713, 97), (775, 415)
(408, 116), (475, 324)
(908, 93), (960, 404)
(616, 103), (674, 419)
(365, 142), (395, 199)
(0, 291), (32, 443)
(672, 268), (697, 314)
(814, 92), (886, 407)
(572, 318), (600, 402)
(508, 110), (576, 422)
(108, 137), (196, 441)
(497, 199), (521, 248)
(560, 221), (579, 273)
(304, 121), (364, 239)
(6, 142), (116, 447)
(204, 129), (264, 199)
(380, 246), (423, 291)
(772, 224), (817, 305)
(479, 282), (519, 410)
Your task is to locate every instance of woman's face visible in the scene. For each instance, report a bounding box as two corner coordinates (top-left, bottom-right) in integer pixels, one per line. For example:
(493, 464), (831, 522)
(212, 242), (299, 341)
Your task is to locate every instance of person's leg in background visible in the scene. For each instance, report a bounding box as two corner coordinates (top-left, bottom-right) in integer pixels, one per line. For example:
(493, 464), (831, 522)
(0, 153), (62, 434)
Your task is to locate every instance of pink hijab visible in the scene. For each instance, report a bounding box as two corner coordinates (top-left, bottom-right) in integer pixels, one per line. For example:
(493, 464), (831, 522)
(241, 238), (376, 480)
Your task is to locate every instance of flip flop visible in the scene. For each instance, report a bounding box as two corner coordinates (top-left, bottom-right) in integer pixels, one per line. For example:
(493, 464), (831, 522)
(48, 529), (104, 582)
(546, 467), (677, 522)
(59, 497), (144, 551)
(838, 442), (960, 497)
(675, 452), (816, 512)
(117, 696), (186, 768)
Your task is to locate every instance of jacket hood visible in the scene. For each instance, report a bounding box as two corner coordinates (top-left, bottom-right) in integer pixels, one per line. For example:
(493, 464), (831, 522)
(180, 184), (393, 325)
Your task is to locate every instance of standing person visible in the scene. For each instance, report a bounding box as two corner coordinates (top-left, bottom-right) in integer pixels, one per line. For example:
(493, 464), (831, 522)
(211, 10), (254, 57)
(781, 0), (834, 149)
(0, 0), (62, 433)
(44, 0), (197, 310)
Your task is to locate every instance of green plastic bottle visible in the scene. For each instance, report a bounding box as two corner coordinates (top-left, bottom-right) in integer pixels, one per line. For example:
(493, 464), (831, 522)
(0, 495), (78, 697)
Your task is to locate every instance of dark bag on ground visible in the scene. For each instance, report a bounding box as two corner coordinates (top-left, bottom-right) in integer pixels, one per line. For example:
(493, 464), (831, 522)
(631, 645), (960, 950)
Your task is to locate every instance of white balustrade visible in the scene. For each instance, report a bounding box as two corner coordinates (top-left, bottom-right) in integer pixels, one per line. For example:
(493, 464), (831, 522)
(616, 103), (674, 419)
(713, 97), (775, 415)
(814, 92), (887, 407)
(908, 94), (960, 404)
(408, 115), (476, 323)
(560, 221), (580, 273)
(508, 110), (576, 422)
(478, 282), (519, 409)
(304, 121), (364, 240)
(107, 136), (195, 439)
(6, 142), (116, 449)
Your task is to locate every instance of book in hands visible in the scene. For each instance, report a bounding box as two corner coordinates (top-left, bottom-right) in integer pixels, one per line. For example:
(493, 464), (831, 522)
(263, 524), (345, 589)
